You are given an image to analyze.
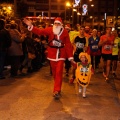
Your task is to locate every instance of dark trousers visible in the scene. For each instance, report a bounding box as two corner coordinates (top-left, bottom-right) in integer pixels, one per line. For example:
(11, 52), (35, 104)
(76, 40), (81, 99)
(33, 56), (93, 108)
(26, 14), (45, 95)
(64, 59), (71, 73)
(0, 51), (6, 77)
(9, 56), (21, 76)
(91, 55), (101, 69)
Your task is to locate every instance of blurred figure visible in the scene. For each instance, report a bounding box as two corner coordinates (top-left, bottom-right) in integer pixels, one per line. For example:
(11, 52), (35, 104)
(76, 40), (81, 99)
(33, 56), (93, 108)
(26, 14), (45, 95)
(69, 26), (88, 83)
(0, 19), (11, 79)
(98, 27), (115, 82)
(88, 29), (101, 71)
(111, 30), (120, 77)
(19, 29), (36, 73)
(64, 24), (72, 76)
(8, 23), (26, 77)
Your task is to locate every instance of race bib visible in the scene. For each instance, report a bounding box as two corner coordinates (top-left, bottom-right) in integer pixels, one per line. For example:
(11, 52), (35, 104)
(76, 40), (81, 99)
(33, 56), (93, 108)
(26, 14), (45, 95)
(104, 45), (112, 51)
(76, 42), (84, 49)
(53, 40), (61, 47)
(92, 45), (98, 49)
(80, 67), (89, 72)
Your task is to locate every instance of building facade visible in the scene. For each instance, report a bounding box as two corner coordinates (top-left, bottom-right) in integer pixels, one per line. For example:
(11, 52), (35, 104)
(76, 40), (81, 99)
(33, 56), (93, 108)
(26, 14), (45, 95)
(14, 0), (119, 29)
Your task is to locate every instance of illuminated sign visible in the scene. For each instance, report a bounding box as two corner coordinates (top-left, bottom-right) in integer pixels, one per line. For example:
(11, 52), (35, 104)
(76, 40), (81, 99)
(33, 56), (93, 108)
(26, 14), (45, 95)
(82, 4), (88, 15)
(75, 0), (81, 5)
(73, 0), (81, 7)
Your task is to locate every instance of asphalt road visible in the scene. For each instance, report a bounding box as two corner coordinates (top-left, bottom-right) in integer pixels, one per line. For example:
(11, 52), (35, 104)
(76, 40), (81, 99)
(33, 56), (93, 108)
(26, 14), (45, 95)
(0, 63), (120, 120)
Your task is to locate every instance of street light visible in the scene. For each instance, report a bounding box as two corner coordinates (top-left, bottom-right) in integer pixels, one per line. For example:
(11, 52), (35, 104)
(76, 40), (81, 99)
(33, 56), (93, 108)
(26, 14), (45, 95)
(65, 1), (72, 22)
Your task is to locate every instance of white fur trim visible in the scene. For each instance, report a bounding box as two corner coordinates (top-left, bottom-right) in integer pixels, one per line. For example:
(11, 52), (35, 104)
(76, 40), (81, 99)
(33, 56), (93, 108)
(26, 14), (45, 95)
(47, 57), (65, 61)
(68, 57), (74, 61)
(54, 20), (62, 24)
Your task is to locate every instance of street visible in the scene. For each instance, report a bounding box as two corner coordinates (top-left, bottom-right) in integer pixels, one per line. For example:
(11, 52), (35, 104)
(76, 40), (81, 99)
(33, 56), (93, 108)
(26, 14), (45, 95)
(0, 62), (120, 120)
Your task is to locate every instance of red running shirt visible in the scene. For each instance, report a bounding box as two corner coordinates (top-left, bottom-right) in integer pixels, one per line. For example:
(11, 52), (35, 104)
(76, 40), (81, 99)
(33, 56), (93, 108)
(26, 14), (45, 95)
(100, 35), (115, 54)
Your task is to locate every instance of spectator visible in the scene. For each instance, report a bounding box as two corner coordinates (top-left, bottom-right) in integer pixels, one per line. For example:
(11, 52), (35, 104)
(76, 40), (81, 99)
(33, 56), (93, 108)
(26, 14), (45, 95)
(0, 19), (11, 79)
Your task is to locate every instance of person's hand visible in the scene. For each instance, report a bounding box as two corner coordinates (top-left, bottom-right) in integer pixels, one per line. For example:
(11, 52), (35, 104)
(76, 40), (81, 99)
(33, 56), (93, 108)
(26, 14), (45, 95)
(23, 18), (32, 27)
(70, 60), (77, 68)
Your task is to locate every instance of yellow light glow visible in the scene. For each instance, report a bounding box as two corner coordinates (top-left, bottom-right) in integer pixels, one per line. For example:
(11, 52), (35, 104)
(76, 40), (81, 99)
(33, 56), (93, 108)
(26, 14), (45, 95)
(90, 16), (93, 19)
(77, 12), (81, 15)
(8, 6), (12, 10)
(73, 9), (77, 12)
(66, 2), (71, 7)
(91, 4), (94, 7)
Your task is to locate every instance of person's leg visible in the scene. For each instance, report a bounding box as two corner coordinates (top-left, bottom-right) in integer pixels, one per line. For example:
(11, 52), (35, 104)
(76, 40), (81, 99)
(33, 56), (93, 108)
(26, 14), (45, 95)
(112, 60), (117, 77)
(82, 87), (86, 98)
(103, 60), (107, 77)
(10, 56), (21, 76)
(106, 60), (111, 80)
(64, 59), (71, 76)
(50, 60), (64, 93)
(0, 52), (6, 79)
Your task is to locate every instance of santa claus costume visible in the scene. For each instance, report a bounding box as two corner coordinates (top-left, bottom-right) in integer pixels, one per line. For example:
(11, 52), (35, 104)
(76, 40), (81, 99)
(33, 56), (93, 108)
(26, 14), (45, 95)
(25, 17), (74, 99)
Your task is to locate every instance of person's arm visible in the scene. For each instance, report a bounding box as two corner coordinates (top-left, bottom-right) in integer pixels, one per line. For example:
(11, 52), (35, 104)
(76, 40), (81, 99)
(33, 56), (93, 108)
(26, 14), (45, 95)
(98, 36), (106, 46)
(23, 18), (50, 36)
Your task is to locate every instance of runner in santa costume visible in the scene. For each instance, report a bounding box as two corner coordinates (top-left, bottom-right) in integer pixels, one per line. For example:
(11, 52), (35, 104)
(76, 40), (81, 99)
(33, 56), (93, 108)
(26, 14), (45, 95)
(23, 17), (74, 99)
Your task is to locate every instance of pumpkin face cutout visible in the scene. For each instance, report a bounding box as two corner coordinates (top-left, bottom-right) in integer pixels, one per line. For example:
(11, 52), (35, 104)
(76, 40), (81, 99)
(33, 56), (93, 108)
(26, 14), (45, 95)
(76, 63), (92, 87)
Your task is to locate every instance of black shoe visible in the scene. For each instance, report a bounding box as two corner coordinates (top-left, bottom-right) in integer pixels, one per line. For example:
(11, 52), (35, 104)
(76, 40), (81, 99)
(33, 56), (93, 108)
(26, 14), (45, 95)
(53, 91), (61, 99)
(113, 73), (117, 78)
(27, 68), (33, 73)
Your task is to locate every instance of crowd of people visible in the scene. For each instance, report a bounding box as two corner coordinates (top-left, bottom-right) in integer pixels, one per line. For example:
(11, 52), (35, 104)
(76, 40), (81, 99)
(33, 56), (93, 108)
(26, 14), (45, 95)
(0, 16), (120, 99)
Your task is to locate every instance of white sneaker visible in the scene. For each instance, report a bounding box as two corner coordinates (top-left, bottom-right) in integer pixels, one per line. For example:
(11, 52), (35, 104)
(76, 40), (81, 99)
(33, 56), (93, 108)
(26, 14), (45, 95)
(79, 87), (82, 93)
(82, 93), (86, 98)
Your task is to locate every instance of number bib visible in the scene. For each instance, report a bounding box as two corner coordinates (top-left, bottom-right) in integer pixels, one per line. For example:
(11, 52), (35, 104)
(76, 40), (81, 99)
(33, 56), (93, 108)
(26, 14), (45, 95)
(76, 42), (84, 49)
(92, 45), (98, 49)
(104, 45), (112, 51)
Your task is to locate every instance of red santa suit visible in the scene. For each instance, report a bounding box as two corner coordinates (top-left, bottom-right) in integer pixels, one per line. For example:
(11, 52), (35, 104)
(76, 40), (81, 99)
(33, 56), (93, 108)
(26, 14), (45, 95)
(28, 17), (73, 94)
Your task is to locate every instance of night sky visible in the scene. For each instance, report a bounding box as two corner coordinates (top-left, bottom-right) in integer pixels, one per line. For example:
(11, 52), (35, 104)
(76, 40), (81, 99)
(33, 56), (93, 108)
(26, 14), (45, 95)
(0, 0), (14, 3)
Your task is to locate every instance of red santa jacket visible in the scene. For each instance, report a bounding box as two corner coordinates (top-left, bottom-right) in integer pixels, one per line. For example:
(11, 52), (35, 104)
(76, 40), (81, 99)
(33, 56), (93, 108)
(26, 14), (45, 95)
(31, 27), (73, 61)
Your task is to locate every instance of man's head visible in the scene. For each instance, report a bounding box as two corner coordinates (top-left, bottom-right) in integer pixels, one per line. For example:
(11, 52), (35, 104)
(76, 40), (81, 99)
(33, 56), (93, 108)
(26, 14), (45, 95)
(85, 26), (90, 33)
(0, 19), (5, 30)
(106, 27), (112, 34)
(65, 24), (71, 32)
(53, 17), (63, 35)
(79, 26), (85, 36)
(92, 29), (97, 36)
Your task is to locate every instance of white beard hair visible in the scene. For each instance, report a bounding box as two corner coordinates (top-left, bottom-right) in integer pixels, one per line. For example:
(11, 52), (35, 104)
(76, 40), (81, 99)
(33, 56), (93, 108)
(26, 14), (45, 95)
(53, 25), (62, 35)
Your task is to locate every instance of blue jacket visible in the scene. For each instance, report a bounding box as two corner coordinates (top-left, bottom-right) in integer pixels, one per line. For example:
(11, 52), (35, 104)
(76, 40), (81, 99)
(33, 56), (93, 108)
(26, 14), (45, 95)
(88, 36), (100, 52)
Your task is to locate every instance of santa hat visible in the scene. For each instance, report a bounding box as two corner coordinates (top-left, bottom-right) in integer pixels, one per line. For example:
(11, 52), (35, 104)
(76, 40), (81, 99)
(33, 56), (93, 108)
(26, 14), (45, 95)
(79, 52), (91, 63)
(65, 24), (71, 30)
(54, 17), (62, 25)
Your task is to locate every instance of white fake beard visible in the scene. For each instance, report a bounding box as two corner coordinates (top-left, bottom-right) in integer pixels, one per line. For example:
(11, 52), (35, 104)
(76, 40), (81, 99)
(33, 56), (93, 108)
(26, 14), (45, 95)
(53, 25), (62, 35)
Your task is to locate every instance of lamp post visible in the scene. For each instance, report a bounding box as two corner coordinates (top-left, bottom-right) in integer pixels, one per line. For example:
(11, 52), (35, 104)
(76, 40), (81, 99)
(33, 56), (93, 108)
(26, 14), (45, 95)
(65, 1), (71, 23)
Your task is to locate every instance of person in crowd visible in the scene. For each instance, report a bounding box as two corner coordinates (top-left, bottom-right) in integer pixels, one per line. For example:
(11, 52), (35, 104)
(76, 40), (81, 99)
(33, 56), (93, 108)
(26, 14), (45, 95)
(88, 29), (101, 71)
(98, 27), (115, 82)
(69, 24), (79, 44)
(23, 17), (74, 99)
(111, 30), (120, 77)
(69, 26), (88, 84)
(0, 19), (11, 79)
(64, 24), (72, 76)
(8, 23), (26, 77)
(19, 29), (36, 73)
(84, 26), (91, 39)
